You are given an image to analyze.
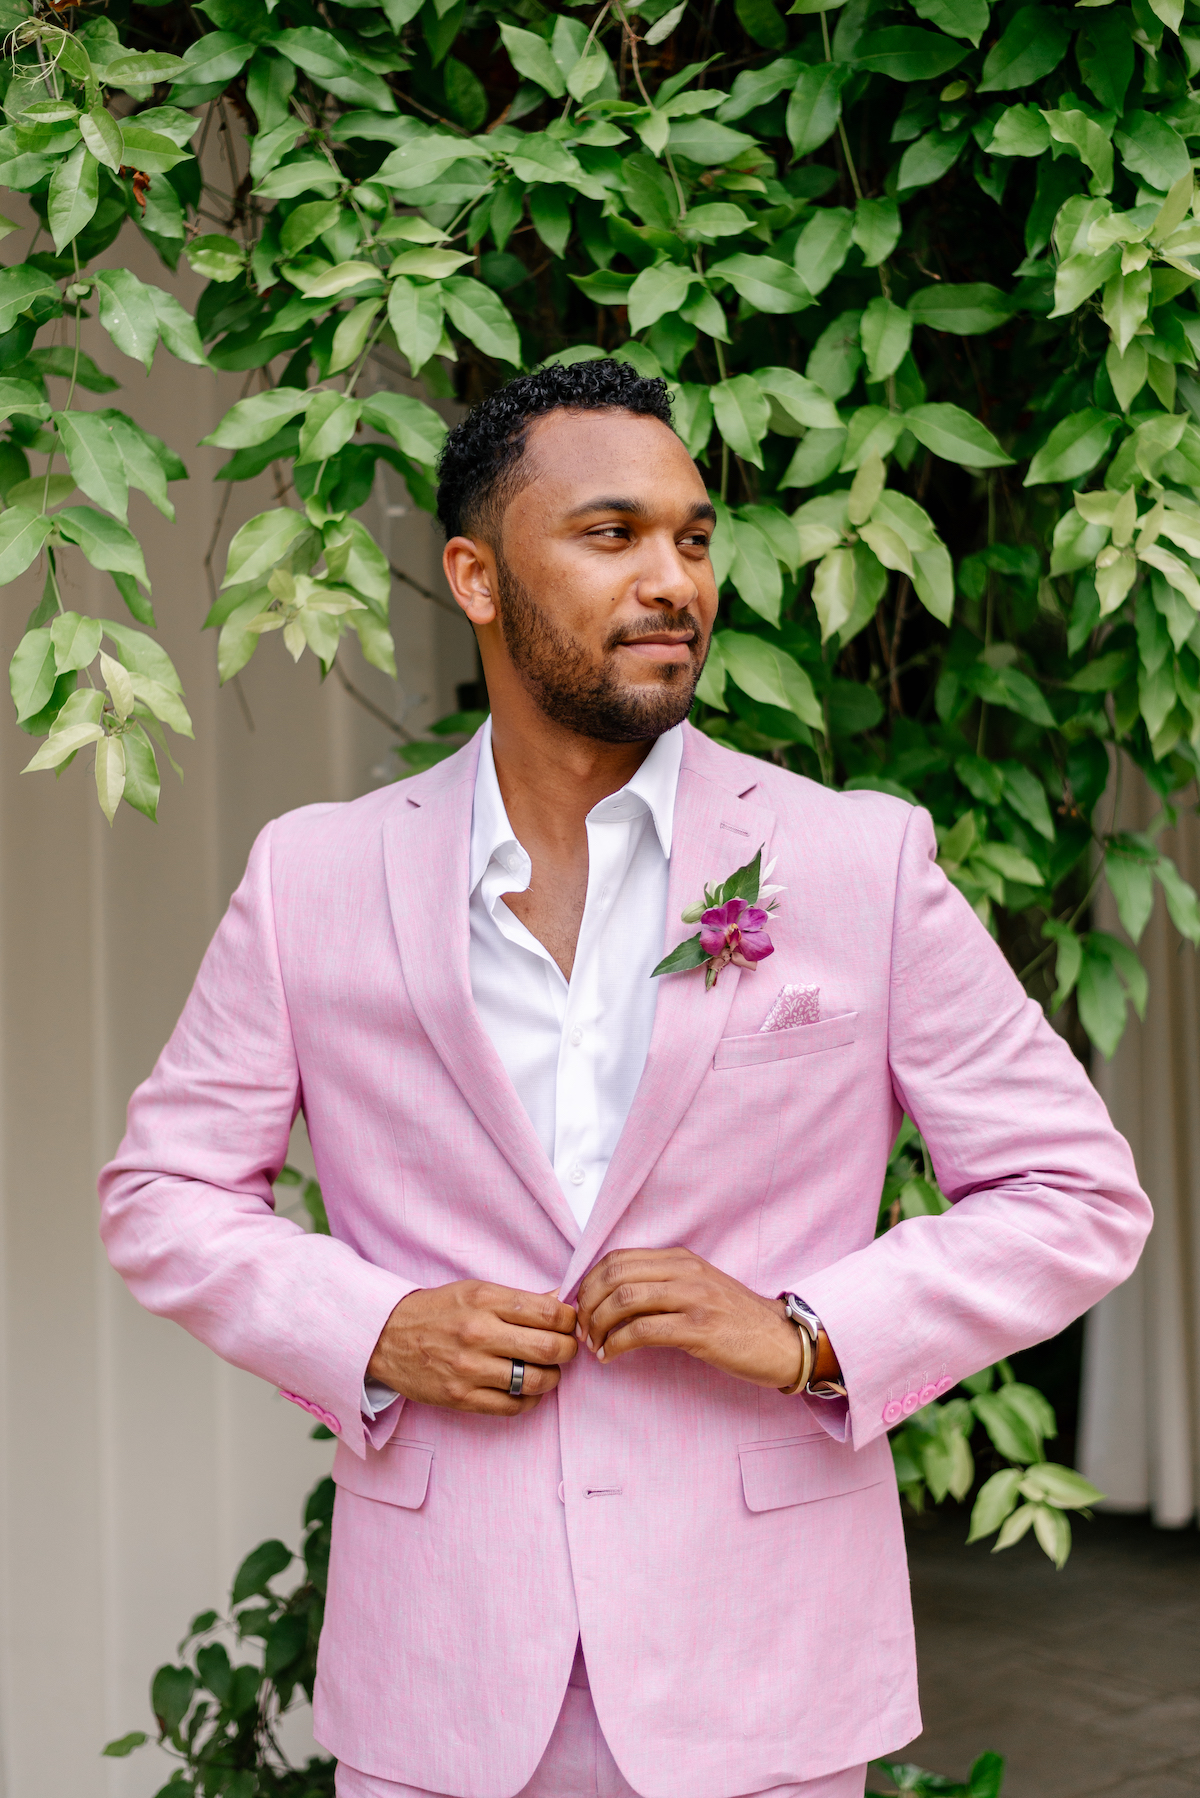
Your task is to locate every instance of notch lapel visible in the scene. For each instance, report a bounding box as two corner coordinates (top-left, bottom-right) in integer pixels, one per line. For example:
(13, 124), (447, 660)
(381, 755), (581, 1251)
(560, 755), (776, 1297)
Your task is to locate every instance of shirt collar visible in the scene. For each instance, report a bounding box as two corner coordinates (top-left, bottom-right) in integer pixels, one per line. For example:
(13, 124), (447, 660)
(469, 717), (684, 891)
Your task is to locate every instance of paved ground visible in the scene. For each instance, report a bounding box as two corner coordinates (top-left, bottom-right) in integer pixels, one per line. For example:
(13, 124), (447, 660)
(892, 1507), (1200, 1798)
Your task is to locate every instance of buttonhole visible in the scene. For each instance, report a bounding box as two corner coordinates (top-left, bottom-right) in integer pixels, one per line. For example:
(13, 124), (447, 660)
(585, 1486), (622, 1498)
(719, 823), (749, 836)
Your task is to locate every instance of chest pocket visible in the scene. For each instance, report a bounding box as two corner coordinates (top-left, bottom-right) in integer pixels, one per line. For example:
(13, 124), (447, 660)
(714, 1011), (858, 1070)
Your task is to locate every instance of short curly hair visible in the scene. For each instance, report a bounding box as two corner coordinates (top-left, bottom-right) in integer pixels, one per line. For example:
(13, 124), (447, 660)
(435, 358), (674, 542)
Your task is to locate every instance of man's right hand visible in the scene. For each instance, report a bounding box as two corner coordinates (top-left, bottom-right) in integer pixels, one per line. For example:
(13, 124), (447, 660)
(366, 1282), (578, 1415)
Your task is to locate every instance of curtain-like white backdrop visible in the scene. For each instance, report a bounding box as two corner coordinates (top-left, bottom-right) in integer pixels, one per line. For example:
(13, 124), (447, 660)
(1080, 782), (1200, 1528)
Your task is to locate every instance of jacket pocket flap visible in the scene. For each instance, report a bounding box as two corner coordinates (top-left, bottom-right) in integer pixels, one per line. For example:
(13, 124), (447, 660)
(333, 1438), (433, 1510)
(715, 1011), (858, 1070)
(738, 1434), (884, 1512)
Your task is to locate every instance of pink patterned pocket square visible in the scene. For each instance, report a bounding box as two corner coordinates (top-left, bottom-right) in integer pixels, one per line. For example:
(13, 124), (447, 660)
(759, 984), (820, 1032)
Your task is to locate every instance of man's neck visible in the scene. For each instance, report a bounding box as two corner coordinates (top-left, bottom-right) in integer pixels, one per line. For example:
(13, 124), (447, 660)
(486, 697), (663, 981)
(489, 701), (657, 858)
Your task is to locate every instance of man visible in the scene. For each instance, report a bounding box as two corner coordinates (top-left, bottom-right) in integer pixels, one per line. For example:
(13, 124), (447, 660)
(100, 359), (1150, 1798)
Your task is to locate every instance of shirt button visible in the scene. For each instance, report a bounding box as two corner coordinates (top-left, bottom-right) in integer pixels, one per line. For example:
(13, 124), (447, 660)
(505, 854), (520, 873)
(570, 1166), (585, 1185)
(569, 1026), (583, 1046)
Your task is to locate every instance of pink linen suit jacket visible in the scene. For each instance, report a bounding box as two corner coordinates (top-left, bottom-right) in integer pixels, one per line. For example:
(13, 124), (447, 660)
(99, 723), (1150, 1798)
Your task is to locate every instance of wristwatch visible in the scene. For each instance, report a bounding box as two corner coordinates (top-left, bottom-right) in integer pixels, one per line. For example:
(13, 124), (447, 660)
(778, 1294), (849, 1399)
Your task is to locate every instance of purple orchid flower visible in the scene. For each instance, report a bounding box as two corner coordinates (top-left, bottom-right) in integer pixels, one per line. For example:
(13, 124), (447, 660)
(699, 897), (775, 981)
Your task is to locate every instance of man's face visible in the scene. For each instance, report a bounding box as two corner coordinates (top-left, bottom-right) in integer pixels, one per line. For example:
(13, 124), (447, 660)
(487, 408), (719, 743)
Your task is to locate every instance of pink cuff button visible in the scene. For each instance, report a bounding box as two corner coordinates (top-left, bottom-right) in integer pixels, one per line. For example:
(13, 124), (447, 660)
(935, 1375), (955, 1396)
(281, 1389), (341, 1435)
(918, 1384), (938, 1406)
(900, 1391), (920, 1416)
(882, 1399), (903, 1425)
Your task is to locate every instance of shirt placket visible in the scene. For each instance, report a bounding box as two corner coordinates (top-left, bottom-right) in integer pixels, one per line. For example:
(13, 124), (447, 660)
(553, 807), (630, 1226)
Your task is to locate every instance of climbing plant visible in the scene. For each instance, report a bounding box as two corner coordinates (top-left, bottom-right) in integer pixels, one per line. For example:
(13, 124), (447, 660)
(4, 0), (1200, 1054)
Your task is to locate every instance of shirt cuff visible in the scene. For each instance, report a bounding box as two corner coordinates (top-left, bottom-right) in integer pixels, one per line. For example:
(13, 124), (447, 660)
(361, 1377), (401, 1420)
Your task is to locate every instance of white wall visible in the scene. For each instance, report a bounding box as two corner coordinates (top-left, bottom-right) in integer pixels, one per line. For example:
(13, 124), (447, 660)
(0, 216), (475, 1797)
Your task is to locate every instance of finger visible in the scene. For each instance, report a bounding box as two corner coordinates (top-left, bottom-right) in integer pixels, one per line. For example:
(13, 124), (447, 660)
(488, 1287), (577, 1337)
(577, 1252), (690, 1339)
(598, 1311), (686, 1363)
(587, 1281), (676, 1350)
(478, 1356), (562, 1397)
(455, 1388), (545, 1417)
(483, 1322), (579, 1366)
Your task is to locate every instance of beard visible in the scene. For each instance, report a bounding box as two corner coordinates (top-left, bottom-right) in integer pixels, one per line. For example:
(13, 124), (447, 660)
(493, 549), (706, 744)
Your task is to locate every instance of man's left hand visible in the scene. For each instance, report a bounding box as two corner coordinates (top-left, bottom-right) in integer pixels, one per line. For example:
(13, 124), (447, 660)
(575, 1247), (824, 1390)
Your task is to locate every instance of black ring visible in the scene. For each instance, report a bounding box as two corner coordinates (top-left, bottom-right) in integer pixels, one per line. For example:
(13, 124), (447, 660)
(509, 1358), (525, 1397)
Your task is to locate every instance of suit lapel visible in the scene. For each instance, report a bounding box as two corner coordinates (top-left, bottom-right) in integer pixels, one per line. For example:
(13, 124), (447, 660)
(381, 750), (581, 1250)
(560, 746), (777, 1297)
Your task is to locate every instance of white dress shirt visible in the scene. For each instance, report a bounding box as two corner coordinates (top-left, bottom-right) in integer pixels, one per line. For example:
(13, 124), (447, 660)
(362, 719), (683, 1418)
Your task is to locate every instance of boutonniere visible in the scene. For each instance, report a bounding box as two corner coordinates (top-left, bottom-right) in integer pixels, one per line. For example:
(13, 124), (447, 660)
(652, 846), (783, 990)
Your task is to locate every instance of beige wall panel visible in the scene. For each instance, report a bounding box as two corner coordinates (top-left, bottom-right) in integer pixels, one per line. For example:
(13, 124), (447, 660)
(0, 206), (475, 1798)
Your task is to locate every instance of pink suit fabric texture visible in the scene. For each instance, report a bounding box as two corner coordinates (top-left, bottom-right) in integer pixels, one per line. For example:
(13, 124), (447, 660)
(99, 723), (1151, 1798)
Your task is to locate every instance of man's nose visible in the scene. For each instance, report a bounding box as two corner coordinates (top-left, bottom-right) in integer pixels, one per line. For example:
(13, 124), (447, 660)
(635, 535), (699, 608)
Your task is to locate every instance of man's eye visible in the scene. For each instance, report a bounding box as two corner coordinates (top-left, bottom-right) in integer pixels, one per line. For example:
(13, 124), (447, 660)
(588, 525), (630, 540)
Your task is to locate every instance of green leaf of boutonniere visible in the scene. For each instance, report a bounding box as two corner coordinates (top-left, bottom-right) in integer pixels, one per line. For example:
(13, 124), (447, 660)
(711, 846), (763, 907)
(651, 933), (709, 978)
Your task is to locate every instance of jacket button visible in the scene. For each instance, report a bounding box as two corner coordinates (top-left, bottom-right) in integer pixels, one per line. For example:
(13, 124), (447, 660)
(901, 1391), (920, 1416)
(881, 1400), (903, 1425)
(557, 1481), (565, 1503)
(918, 1384), (938, 1406)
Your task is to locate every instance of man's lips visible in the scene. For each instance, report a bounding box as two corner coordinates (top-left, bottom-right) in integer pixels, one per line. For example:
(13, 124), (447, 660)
(615, 633), (697, 664)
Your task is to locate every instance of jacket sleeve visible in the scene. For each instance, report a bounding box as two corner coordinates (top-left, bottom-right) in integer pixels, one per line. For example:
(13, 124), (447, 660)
(799, 804), (1152, 1451)
(97, 820), (417, 1459)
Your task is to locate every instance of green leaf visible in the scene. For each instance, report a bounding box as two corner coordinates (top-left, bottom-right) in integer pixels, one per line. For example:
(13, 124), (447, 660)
(56, 410), (127, 520)
(0, 506), (52, 587)
(186, 233), (245, 282)
(387, 277), (445, 374)
(966, 1467), (1024, 1541)
(119, 723), (160, 821)
(499, 23), (567, 98)
(1114, 111), (1191, 194)
(709, 253), (810, 315)
(793, 206), (854, 297)
(106, 414), (182, 522)
(668, 118), (757, 164)
(912, 541), (954, 625)
(897, 125), (969, 193)
(57, 507), (149, 589)
(729, 517), (783, 620)
(149, 288), (209, 367)
(361, 392), (447, 464)
(977, 8), (1071, 92)
(1156, 855), (1200, 944)
(855, 27), (966, 81)
(150, 1664), (195, 1737)
(785, 63), (852, 158)
(905, 403), (1012, 468)
(0, 265), (58, 335)
(324, 517), (391, 613)
(1024, 409), (1119, 485)
(840, 405), (905, 469)
(753, 367), (840, 430)
(50, 610), (102, 674)
(990, 103), (1051, 157)
(718, 628), (823, 728)
(861, 297), (913, 382)
(9, 626), (58, 722)
(651, 932), (709, 977)
(911, 0), (989, 45)
(628, 262), (695, 333)
(1049, 246), (1121, 318)
(972, 1388), (1041, 1462)
(1102, 267), (1152, 356)
(908, 283), (1011, 335)
(0, 379), (48, 423)
(95, 270), (158, 371)
(852, 196), (901, 267)
(222, 509), (312, 588)
(47, 142), (99, 253)
(80, 105), (123, 172)
(812, 546), (857, 641)
(1042, 109), (1113, 198)
(442, 276), (521, 366)
(203, 389), (311, 450)
(272, 27), (397, 110)
(231, 1537), (292, 1606)
(669, 382), (715, 459)
(117, 125), (190, 175)
(102, 1732), (148, 1758)
(713, 374), (771, 466)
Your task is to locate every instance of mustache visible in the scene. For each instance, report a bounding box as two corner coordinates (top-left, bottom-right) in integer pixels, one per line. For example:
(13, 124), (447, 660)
(604, 611), (703, 652)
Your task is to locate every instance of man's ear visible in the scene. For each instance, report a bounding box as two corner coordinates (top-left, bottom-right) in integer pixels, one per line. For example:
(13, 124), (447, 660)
(443, 536), (497, 625)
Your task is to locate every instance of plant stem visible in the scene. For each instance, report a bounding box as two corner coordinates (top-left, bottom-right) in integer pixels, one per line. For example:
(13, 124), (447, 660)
(821, 13), (863, 203)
